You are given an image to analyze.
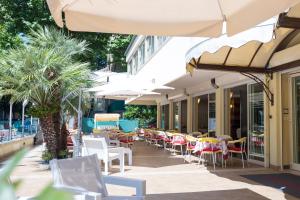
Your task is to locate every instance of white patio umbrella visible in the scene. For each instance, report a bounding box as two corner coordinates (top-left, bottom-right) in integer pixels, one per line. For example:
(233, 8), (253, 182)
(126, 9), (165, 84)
(47, 0), (300, 36)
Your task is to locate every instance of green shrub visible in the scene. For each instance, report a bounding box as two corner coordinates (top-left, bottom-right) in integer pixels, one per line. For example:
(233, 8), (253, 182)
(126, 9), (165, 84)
(41, 150), (54, 164)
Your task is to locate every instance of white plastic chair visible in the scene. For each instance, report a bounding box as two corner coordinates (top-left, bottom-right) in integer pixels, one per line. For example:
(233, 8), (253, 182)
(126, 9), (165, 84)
(83, 137), (125, 175)
(92, 134), (133, 166)
(93, 131), (121, 147)
(50, 154), (146, 200)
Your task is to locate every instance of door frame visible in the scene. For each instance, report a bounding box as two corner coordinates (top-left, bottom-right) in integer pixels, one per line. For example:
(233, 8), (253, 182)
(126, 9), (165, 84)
(247, 82), (265, 166)
(289, 74), (300, 171)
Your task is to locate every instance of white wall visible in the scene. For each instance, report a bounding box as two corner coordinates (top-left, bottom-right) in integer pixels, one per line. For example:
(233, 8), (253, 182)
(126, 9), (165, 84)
(131, 37), (206, 87)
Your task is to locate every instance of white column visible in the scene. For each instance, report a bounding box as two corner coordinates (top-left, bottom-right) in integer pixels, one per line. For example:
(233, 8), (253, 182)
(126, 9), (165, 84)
(30, 116), (33, 134)
(187, 96), (193, 133)
(215, 87), (225, 137)
(156, 103), (161, 129)
(9, 101), (13, 140)
(22, 100), (28, 137)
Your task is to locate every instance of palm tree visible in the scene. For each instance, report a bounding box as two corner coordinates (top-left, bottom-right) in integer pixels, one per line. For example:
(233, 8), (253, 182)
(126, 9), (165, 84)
(0, 27), (91, 157)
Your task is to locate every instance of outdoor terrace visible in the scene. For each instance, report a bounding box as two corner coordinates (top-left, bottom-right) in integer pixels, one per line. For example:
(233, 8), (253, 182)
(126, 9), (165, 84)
(7, 140), (300, 200)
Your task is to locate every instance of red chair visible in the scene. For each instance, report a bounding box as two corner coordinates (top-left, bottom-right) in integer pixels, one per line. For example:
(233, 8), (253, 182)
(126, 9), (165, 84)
(185, 135), (197, 162)
(149, 130), (165, 148)
(171, 133), (187, 156)
(228, 137), (247, 168)
(197, 138), (223, 171)
(118, 132), (136, 148)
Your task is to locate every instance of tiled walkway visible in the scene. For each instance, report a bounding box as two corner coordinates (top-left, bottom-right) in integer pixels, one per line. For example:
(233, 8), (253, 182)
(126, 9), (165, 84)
(8, 141), (300, 200)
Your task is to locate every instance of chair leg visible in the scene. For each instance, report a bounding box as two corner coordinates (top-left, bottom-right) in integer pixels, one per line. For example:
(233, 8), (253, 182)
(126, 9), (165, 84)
(198, 153), (202, 166)
(128, 150), (133, 166)
(180, 145), (183, 156)
(241, 152), (244, 168)
(119, 154), (125, 174)
(212, 153), (216, 171)
(244, 151), (248, 167)
(104, 160), (109, 175)
(221, 154), (223, 168)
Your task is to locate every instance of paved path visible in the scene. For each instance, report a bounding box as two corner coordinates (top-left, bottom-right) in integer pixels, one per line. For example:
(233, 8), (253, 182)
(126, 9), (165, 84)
(8, 141), (300, 200)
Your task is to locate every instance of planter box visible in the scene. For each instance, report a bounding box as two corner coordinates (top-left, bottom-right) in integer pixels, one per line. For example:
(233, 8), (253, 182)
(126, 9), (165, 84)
(0, 136), (35, 159)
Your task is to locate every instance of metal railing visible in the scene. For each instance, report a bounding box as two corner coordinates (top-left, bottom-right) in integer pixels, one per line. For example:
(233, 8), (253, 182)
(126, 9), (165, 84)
(0, 118), (39, 143)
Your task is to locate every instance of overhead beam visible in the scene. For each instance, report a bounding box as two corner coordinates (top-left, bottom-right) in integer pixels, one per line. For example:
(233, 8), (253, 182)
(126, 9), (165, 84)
(195, 63), (267, 73)
(265, 29), (299, 69)
(269, 59), (300, 73)
(277, 12), (300, 29)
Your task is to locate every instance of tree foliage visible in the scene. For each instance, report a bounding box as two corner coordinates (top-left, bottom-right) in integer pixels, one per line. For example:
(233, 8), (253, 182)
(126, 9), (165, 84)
(123, 105), (157, 127)
(0, 26), (92, 157)
(0, 0), (133, 71)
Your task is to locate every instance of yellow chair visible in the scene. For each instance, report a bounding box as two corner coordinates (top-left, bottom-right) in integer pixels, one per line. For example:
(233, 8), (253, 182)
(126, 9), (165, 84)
(198, 137), (223, 171)
(185, 135), (198, 163)
(163, 131), (174, 150)
(118, 132), (137, 148)
(228, 137), (247, 168)
(197, 133), (209, 138)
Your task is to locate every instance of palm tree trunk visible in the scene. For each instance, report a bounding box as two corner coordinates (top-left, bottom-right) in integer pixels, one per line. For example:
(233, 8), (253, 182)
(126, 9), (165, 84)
(59, 121), (68, 152)
(40, 115), (58, 157)
(73, 115), (78, 129)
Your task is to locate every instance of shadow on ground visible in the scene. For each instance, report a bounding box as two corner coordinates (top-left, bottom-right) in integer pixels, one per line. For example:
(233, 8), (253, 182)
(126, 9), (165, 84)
(145, 189), (268, 200)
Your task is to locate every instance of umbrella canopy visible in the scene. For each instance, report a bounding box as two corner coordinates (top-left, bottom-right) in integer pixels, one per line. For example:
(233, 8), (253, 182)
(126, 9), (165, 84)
(47, 0), (300, 37)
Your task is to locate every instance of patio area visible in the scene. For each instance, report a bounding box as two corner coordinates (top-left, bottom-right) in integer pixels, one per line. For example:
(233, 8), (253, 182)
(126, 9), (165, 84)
(8, 140), (300, 200)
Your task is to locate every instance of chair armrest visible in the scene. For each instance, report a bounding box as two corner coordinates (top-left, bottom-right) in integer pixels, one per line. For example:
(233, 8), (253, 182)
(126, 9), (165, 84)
(53, 184), (88, 194)
(104, 196), (144, 200)
(109, 139), (120, 147)
(54, 185), (103, 199)
(103, 175), (146, 197)
(108, 147), (124, 154)
(228, 139), (241, 144)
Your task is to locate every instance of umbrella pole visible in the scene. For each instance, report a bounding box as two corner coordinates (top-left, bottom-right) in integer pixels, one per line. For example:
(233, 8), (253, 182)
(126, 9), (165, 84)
(75, 89), (82, 157)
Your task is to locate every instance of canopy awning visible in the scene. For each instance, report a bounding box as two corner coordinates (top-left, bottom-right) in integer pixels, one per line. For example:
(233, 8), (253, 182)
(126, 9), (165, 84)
(125, 95), (159, 105)
(186, 4), (300, 74)
(47, 0), (300, 37)
(94, 113), (120, 122)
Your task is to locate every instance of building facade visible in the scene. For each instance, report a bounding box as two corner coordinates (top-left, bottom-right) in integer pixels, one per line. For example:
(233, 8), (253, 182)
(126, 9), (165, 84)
(122, 12), (300, 172)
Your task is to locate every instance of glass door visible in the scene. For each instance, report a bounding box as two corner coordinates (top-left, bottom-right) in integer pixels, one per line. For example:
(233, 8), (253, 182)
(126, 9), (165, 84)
(293, 77), (300, 168)
(248, 83), (264, 162)
(161, 105), (165, 130)
(173, 102), (180, 131)
(208, 93), (216, 136)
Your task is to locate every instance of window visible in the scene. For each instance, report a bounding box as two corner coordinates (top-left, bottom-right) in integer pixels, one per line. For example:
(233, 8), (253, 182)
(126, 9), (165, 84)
(248, 83), (264, 161)
(132, 53), (138, 74)
(146, 36), (155, 59)
(208, 93), (216, 132)
(157, 36), (168, 47)
(193, 95), (208, 132)
(138, 43), (145, 67)
(128, 60), (133, 75)
(173, 102), (180, 130)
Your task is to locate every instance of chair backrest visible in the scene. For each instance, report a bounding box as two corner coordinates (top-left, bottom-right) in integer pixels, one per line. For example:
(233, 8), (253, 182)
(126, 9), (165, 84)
(172, 133), (186, 143)
(50, 154), (108, 196)
(93, 131), (110, 144)
(185, 135), (197, 142)
(83, 137), (108, 160)
(199, 137), (219, 144)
